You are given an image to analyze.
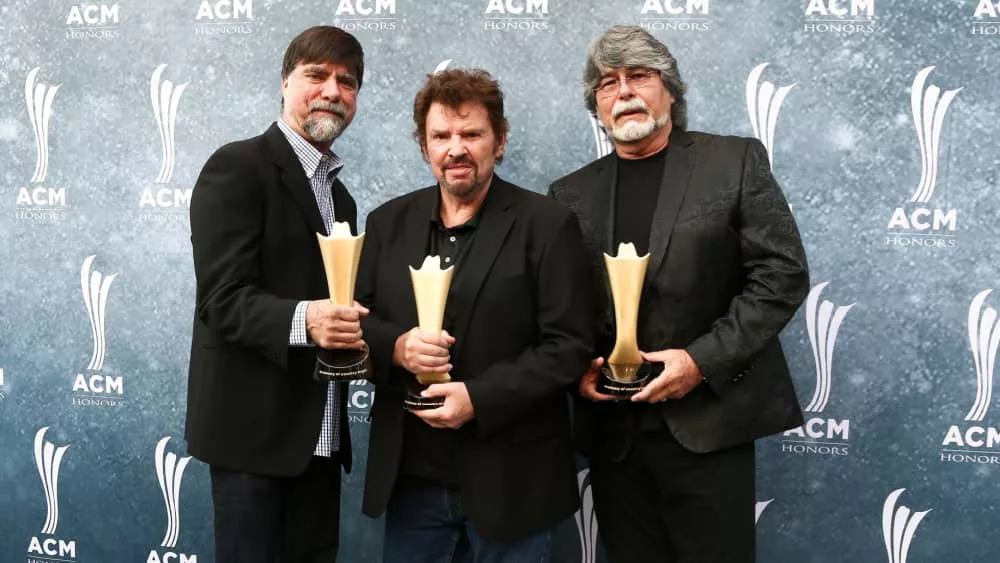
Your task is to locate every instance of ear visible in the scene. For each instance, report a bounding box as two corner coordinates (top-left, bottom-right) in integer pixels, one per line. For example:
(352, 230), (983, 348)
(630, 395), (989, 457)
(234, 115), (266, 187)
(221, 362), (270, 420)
(495, 131), (508, 160)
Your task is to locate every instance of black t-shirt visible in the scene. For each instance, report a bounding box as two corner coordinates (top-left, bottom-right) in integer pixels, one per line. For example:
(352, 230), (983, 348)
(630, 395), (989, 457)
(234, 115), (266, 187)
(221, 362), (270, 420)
(613, 147), (669, 430)
(400, 194), (482, 486)
(614, 146), (667, 255)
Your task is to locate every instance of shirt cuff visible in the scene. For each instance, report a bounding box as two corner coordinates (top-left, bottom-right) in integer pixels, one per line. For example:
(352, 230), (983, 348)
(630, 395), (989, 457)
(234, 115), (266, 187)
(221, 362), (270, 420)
(289, 300), (311, 346)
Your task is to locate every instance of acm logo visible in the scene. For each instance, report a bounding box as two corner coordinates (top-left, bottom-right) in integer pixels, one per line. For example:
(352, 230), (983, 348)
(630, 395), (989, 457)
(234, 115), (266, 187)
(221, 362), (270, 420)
(940, 289), (1000, 465)
(139, 64), (193, 224)
(65, 3), (120, 40)
(27, 427), (78, 561)
(639, 0), (711, 32)
(781, 283), (854, 456)
(885, 67), (962, 248)
(17, 67), (69, 222)
(803, 0), (875, 34)
(348, 379), (375, 423)
(334, 0), (399, 32)
(745, 63), (795, 170)
(483, 0), (550, 31)
(882, 489), (930, 563)
(72, 255), (125, 407)
(972, 1), (1000, 35)
(66, 3), (120, 25)
(194, 0), (257, 35)
(147, 437), (198, 563)
(196, 0), (252, 19)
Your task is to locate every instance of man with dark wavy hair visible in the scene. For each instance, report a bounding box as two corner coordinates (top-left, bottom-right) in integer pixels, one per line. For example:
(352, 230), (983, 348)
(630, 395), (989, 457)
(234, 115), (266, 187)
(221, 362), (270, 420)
(356, 68), (594, 562)
(550, 25), (809, 562)
(187, 26), (367, 563)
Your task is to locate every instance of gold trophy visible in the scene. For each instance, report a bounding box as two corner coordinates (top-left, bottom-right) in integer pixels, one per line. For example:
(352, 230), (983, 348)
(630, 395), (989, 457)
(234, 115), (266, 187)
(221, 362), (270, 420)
(404, 255), (455, 411)
(598, 242), (654, 397)
(313, 222), (368, 382)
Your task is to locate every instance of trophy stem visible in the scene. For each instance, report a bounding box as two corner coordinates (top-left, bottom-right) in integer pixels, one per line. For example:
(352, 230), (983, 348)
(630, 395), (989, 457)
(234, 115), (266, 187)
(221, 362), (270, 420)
(406, 256), (455, 411)
(314, 226), (368, 382)
(600, 243), (652, 398)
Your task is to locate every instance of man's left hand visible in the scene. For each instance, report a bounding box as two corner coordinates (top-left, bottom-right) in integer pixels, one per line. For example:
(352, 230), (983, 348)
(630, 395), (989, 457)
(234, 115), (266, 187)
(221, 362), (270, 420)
(412, 382), (476, 429)
(631, 349), (703, 403)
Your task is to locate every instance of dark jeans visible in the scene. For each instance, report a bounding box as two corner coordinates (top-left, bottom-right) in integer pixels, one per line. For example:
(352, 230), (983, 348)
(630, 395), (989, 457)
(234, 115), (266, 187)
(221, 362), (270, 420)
(210, 456), (342, 563)
(383, 476), (552, 563)
(589, 430), (755, 563)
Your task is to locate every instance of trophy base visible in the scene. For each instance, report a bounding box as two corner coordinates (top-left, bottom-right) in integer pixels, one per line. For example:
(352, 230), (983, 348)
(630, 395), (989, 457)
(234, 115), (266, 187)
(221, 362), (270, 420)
(313, 345), (369, 382)
(403, 385), (445, 411)
(597, 362), (654, 399)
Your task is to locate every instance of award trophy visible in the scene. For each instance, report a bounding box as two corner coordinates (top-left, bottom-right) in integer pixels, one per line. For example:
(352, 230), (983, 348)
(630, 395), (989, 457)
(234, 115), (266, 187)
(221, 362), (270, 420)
(313, 222), (368, 382)
(404, 255), (455, 411)
(598, 242), (654, 397)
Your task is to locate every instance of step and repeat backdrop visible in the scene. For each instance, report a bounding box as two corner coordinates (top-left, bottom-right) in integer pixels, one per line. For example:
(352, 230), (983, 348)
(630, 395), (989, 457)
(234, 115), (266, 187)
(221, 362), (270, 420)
(2, 0), (999, 561)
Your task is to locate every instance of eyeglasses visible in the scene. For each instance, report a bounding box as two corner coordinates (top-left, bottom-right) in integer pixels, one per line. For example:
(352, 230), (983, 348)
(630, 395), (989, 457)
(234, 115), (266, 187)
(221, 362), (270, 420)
(595, 70), (657, 98)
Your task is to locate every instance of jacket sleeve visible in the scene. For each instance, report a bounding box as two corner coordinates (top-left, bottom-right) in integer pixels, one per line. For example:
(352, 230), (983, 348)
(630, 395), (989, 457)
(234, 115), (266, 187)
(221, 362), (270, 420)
(190, 146), (299, 368)
(685, 138), (810, 395)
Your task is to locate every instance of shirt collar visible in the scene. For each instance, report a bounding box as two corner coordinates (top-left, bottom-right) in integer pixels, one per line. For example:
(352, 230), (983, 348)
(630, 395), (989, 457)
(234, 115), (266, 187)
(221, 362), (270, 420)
(276, 118), (344, 180)
(429, 186), (490, 230)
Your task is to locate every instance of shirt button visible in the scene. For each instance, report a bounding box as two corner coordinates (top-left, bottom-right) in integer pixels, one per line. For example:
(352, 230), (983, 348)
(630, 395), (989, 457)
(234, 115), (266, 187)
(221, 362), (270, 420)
(444, 257), (452, 263)
(449, 236), (457, 242)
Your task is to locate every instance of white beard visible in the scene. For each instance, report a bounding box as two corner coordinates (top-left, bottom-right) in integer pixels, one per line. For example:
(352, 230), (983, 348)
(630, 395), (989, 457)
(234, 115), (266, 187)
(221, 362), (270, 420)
(609, 112), (669, 143)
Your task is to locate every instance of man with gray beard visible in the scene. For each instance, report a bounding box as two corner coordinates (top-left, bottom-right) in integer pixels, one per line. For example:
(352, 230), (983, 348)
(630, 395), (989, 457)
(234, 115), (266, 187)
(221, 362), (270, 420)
(549, 25), (809, 562)
(186, 26), (367, 563)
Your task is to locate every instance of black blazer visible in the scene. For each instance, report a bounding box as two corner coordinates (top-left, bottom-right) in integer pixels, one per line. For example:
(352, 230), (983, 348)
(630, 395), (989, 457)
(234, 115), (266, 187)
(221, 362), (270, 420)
(356, 177), (594, 542)
(549, 129), (809, 461)
(185, 123), (355, 476)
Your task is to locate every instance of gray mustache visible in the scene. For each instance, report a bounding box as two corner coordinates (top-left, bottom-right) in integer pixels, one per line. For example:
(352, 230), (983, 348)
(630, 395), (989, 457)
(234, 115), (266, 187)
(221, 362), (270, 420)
(309, 102), (346, 118)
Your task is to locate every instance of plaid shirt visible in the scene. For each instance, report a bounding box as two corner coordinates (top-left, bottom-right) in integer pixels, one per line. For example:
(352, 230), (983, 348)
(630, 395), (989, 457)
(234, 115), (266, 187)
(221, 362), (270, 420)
(277, 118), (344, 457)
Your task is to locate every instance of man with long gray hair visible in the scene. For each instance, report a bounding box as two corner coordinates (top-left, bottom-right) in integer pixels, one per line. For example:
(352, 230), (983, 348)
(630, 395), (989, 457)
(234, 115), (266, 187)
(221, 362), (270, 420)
(549, 25), (809, 562)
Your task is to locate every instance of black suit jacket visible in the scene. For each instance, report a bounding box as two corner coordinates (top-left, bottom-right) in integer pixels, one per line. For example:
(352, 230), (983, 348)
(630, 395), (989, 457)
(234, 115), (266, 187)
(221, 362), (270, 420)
(357, 177), (594, 542)
(549, 129), (809, 461)
(185, 123), (354, 476)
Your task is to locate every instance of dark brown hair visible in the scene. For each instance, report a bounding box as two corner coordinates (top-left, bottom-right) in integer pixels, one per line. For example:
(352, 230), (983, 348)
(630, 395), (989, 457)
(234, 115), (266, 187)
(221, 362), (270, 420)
(281, 26), (364, 88)
(413, 69), (509, 160)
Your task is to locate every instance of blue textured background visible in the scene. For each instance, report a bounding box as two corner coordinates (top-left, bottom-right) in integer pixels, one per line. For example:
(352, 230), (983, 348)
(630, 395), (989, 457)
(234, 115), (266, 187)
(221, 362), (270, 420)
(2, 1), (999, 561)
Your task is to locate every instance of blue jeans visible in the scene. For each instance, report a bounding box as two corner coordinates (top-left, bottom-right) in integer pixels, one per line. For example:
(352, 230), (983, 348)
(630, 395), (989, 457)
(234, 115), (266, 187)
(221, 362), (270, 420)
(382, 477), (552, 563)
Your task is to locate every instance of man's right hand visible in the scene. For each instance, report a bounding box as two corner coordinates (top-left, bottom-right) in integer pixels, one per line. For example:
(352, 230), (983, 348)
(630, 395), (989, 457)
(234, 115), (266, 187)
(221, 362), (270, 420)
(306, 300), (369, 349)
(579, 357), (617, 401)
(393, 327), (455, 375)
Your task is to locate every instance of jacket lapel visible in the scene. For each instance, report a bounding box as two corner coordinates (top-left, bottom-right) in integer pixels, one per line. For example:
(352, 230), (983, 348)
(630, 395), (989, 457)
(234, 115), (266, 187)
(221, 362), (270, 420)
(590, 156), (616, 324)
(401, 187), (436, 270)
(395, 187), (437, 330)
(448, 178), (515, 365)
(592, 155), (617, 256)
(264, 122), (328, 236)
(331, 179), (357, 234)
(646, 129), (695, 278)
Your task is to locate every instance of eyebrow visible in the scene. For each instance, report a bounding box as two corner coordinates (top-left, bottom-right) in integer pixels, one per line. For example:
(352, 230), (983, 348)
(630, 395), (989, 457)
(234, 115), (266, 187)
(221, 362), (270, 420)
(428, 126), (486, 136)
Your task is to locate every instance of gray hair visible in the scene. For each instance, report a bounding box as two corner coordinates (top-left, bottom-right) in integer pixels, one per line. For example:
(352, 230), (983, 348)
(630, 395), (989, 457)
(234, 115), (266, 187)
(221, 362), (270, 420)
(583, 25), (688, 130)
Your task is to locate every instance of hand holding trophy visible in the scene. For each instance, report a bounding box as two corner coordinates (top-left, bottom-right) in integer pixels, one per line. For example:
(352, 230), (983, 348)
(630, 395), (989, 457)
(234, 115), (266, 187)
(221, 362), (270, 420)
(404, 255), (455, 411)
(598, 242), (653, 398)
(313, 222), (369, 382)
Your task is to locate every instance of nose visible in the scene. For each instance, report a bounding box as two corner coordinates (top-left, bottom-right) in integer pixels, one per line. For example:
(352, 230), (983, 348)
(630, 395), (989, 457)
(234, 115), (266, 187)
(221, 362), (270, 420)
(617, 76), (636, 99)
(320, 76), (342, 101)
(446, 135), (466, 158)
